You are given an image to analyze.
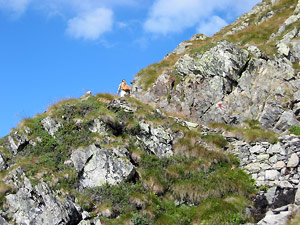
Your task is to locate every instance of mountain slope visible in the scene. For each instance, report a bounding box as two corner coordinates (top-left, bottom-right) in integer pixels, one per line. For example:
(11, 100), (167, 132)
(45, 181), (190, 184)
(131, 0), (300, 133)
(1, 0), (300, 224)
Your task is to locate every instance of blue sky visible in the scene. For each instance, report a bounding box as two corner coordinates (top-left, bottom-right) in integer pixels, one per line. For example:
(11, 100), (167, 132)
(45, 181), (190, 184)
(0, 0), (261, 137)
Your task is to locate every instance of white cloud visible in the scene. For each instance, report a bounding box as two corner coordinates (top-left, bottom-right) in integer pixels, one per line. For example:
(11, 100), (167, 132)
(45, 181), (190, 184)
(144, 0), (261, 35)
(0, 0), (33, 15)
(197, 16), (228, 37)
(66, 8), (113, 40)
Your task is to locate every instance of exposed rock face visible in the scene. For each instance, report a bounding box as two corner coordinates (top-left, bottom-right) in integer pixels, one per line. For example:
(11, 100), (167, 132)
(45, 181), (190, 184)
(6, 131), (29, 154)
(132, 40), (300, 131)
(0, 151), (7, 170)
(107, 98), (135, 113)
(4, 168), (81, 225)
(71, 144), (135, 188)
(137, 121), (174, 158)
(41, 116), (61, 136)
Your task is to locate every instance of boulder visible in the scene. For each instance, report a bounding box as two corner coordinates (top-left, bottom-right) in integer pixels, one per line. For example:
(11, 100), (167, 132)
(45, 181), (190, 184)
(138, 121), (174, 158)
(287, 153), (299, 168)
(0, 152), (7, 170)
(107, 99), (135, 113)
(41, 116), (61, 136)
(6, 131), (29, 154)
(5, 168), (81, 225)
(71, 144), (135, 188)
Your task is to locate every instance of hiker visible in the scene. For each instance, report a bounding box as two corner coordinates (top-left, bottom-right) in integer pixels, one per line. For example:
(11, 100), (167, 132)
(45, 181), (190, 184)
(117, 79), (131, 97)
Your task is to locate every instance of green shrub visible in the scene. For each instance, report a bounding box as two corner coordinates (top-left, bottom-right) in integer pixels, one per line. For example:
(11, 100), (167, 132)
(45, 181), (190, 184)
(289, 126), (300, 135)
(202, 134), (228, 149)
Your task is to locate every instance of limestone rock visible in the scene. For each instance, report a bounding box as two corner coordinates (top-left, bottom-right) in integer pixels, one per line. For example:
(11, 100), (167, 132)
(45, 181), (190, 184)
(41, 116), (61, 136)
(71, 144), (135, 188)
(265, 170), (280, 181)
(89, 118), (107, 134)
(0, 152), (7, 170)
(107, 99), (135, 113)
(6, 131), (29, 154)
(190, 33), (208, 41)
(5, 168), (81, 225)
(138, 121), (174, 158)
(273, 161), (286, 170)
(287, 153), (299, 168)
(274, 111), (300, 132)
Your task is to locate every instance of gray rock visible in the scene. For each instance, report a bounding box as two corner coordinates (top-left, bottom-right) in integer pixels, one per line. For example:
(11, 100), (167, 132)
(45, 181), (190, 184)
(257, 210), (291, 225)
(274, 111), (300, 132)
(0, 152), (7, 170)
(266, 186), (277, 205)
(267, 143), (285, 155)
(190, 33), (208, 41)
(273, 161), (286, 170)
(257, 154), (270, 161)
(250, 145), (265, 154)
(265, 170), (280, 181)
(275, 181), (293, 189)
(107, 99), (135, 113)
(0, 216), (9, 225)
(245, 163), (261, 173)
(6, 132), (29, 154)
(71, 144), (135, 188)
(89, 118), (107, 134)
(138, 121), (174, 158)
(287, 153), (299, 168)
(41, 116), (61, 136)
(295, 184), (300, 205)
(5, 168), (81, 225)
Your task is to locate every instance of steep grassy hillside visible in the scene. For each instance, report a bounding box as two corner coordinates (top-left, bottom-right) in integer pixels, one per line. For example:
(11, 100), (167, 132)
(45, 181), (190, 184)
(0, 94), (257, 224)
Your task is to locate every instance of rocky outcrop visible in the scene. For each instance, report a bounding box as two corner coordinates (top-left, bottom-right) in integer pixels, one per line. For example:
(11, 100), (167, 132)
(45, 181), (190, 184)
(137, 121), (174, 158)
(4, 167), (81, 225)
(6, 131), (29, 154)
(71, 144), (135, 188)
(41, 116), (61, 136)
(132, 40), (300, 132)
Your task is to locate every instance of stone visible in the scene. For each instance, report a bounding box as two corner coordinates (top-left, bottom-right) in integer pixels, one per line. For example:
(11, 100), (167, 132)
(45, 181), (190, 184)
(245, 163), (261, 173)
(265, 170), (280, 181)
(257, 154), (270, 162)
(269, 155), (279, 164)
(89, 118), (107, 134)
(5, 168), (81, 225)
(275, 181), (293, 189)
(184, 121), (199, 128)
(41, 116), (61, 136)
(295, 184), (300, 205)
(190, 33), (208, 41)
(250, 145), (265, 154)
(0, 152), (7, 170)
(265, 187), (277, 205)
(257, 210), (291, 225)
(287, 153), (299, 168)
(6, 132), (29, 154)
(0, 216), (9, 225)
(71, 144), (135, 188)
(273, 161), (286, 170)
(261, 163), (272, 170)
(138, 121), (174, 158)
(107, 98), (135, 113)
(274, 111), (300, 132)
(267, 143), (285, 155)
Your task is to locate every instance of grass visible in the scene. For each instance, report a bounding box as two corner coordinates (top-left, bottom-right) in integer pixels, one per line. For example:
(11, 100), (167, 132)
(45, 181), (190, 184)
(289, 126), (300, 135)
(137, 54), (182, 91)
(209, 122), (278, 144)
(202, 134), (228, 149)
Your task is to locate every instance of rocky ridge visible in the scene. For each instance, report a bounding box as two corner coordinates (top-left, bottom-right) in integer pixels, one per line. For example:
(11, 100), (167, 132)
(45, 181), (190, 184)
(1, 0), (300, 224)
(131, 0), (300, 134)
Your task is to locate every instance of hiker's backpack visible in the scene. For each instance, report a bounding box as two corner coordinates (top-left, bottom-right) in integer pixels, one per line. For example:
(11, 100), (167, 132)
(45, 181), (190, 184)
(123, 84), (131, 92)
